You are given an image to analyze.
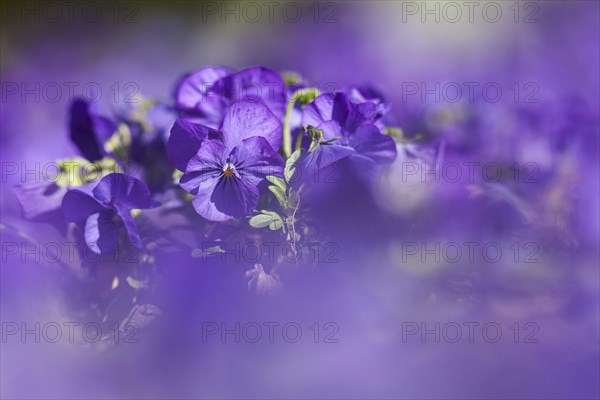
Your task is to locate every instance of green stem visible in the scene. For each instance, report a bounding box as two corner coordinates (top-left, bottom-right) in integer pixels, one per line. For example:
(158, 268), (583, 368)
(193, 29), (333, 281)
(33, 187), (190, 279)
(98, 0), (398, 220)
(282, 90), (301, 159)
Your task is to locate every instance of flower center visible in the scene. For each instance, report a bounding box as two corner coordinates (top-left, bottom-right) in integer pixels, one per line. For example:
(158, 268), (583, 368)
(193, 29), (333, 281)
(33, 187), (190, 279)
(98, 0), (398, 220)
(222, 163), (235, 177)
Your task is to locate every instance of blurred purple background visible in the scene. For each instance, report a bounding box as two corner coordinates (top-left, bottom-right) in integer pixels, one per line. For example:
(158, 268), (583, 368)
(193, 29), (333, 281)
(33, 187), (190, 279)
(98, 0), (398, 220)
(1, 1), (599, 399)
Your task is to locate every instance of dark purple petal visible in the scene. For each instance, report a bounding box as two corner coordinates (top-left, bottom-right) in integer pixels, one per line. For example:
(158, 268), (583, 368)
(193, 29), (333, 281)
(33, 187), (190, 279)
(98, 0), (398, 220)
(213, 66), (286, 119)
(229, 136), (284, 184)
(180, 140), (231, 221)
(208, 173), (259, 219)
(69, 98), (116, 162)
(175, 66), (232, 113)
(92, 173), (154, 209)
(114, 203), (141, 248)
(190, 178), (232, 222)
(84, 211), (120, 254)
(349, 124), (398, 165)
(167, 119), (220, 171)
(302, 92), (379, 133)
(183, 139), (227, 175)
(62, 188), (106, 221)
(220, 99), (282, 151)
(180, 139), (226, 197)
(302, 93), (335, 127)
(317, 120), (346, 141)
(181, 136), (282, 221)
(303, 142), (355, 173)
(349, 86), (391, 119)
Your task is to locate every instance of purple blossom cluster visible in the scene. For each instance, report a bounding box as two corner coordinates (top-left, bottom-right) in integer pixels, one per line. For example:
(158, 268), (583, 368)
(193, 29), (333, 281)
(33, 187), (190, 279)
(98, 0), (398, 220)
(14, 66), (399, 265)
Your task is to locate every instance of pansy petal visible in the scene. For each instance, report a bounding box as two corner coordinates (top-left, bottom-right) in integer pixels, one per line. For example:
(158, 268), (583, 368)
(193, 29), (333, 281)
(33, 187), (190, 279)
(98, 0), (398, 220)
(114, 203), (141, 248)
(209, 174), (260, 219)
(213, 66), (286, 119)
(349, 124), (398, 165)
(220, 99), (282, 151)
(69, 98), (116, 162)
(303, 92), (380, 133)
(303, 143), (355, 173)
(92, 173), (154, 209)
(191, 179), (233, 222)
(302, 93), (336, 127)
(183, 158), (236, 221)
(167, 119), (220, 171)
(229, 136), (284, 183)
(349, 101), (379, 131)
(175, 66), (232, 112)
(180, 140), (226, 201)
(84, 211), (120, 254)
(317, 120), (346, 141)
(331, 92), (377, 132)
(62, 188), (105, 221)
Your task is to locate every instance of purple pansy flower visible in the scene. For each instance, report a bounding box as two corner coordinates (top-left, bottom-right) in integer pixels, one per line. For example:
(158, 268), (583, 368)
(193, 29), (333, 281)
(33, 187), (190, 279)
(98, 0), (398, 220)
(69, 98), (117, 162)
(170, 99), (284, 221)
(300, 92), (397, 172)
(62, 173), (158, 254)
(175, 66), (286, 128)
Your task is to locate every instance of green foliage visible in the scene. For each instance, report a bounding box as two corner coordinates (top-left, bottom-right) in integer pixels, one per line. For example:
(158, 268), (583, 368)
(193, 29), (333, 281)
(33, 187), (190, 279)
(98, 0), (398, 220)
(284, 149), (302, 183)
(56, 157), (119, 187)
(104, 123), (131, 161)
(250, 210), (285, 231)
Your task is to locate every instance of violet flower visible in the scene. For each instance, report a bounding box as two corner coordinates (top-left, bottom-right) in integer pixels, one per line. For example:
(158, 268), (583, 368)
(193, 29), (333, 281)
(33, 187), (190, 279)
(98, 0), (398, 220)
(171, 99), (284, 221)
(62, 173), (158, 254)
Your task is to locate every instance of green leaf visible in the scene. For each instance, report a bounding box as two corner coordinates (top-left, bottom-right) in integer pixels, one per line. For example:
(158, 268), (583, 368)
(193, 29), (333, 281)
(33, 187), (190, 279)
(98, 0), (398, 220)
(266, 175), (286, 191)
(269, 185), (287, 208)
(269, 218), (284, 231)
(249, 214), (276, 228)
(249, 210), (284, 231)
(285, 149), (302, 182)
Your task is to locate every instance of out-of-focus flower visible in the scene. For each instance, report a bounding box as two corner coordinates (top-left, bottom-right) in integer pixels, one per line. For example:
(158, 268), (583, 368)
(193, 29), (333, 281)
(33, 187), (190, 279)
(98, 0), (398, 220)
(245, 264), (282, 295)
(348, 85), (391, 121)
(175, 66), (286, 128)
(14, 182), (68, 224)
(69, 98), (117, 162)
(62, 173), (158, 254)
(14, 157), (119, 224)
(177, 100), (284, 221)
